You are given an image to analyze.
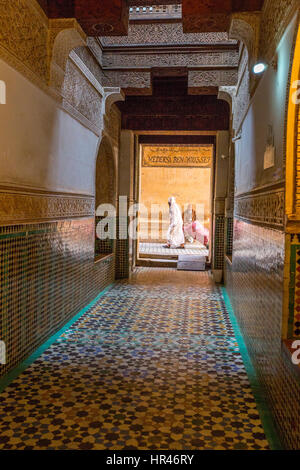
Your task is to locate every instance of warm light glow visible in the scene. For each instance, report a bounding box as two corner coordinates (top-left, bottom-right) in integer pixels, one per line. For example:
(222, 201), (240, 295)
(286, 24), (300, 217)
(253, 63), (267, 74)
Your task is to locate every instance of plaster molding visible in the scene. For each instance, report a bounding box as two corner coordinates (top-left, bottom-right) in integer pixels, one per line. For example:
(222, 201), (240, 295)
(235, 187), (285, 229)
(62, 99), (102, 136)
(218, 86), (236, 111)
(48, 19), (87, 91)
(104, 87), (125, 115)
(0, 186), (95, 225)
(69, 50), (105, 97)
(229, 12), (261, 66)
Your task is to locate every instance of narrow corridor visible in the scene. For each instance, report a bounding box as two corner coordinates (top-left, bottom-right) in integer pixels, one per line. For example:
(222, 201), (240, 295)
(0, 269), (272, 450)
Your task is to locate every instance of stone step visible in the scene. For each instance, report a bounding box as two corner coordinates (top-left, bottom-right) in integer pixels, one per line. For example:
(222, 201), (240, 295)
(136, 258), (177, 268)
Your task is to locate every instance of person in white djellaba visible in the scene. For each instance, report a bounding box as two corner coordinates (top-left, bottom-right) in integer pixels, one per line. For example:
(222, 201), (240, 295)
(165, 197), (185, 249)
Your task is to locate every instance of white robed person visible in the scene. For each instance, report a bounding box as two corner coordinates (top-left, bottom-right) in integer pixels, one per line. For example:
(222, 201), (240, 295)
(164, 197), (185, 249)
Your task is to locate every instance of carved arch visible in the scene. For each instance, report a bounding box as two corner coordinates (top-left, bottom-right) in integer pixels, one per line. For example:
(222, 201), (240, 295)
(229, 13), (261, 70)
(48, 19), (87, 92)
(95, 135), (117, 207)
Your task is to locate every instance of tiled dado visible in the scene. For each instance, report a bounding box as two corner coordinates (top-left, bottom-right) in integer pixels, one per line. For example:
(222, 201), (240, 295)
(116, 216), (129, 279)
(226, 220), (300, 449)
(0, 218), (115, 379)
(287, 234), (300, 338)
(213, 215), (225, 270)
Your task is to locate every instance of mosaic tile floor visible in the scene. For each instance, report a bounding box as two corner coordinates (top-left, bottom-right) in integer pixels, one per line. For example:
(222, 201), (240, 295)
(0, 268), (270, 450)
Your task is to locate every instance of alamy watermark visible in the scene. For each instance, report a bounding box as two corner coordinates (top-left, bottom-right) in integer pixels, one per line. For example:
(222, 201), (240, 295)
(96, 197), (206, 242)
(292, 80), (300, 105)
(291, 340), (300, 366)
(0, 341), (6, 365)
(0, 80), (6, 105)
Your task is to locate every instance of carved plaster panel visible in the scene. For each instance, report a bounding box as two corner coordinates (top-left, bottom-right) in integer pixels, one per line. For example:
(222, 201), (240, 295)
(188, 70), (238, 87)
(48, 19), (87, 92)
(229, 12), (261, 65)
(0, 187), (94, 225)
(74, 43), (105, 85)
(235, 188), (285, 229)
(100, 23), (237, 46)
(62, 58), (103, 130)
(0, 0), (48, 81)
(100, 70), (151, 89)
(102, 50), (239, 68)
(232, 67), (250, 133)
(259, 0), (299, 62)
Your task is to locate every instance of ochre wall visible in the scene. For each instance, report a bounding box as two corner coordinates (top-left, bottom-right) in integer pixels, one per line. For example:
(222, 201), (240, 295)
(141, 166), (211, 218)
(0, 58), (98, 195)
(140, 166), (211, 241)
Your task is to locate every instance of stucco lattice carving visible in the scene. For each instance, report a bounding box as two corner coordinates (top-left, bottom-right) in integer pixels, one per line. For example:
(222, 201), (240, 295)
(259, 0), (299, 62)
(62, 58), (103, 130)
(0, 0), (48, 81)
(0, 188), (94, 224)
(100, 23), (237, 46)
(102, 50), (239, 69)
(49, 19), (87, 92)
(188, 70), (238, 87)
(230, 13), (261, 66)
(235, 188), (285, 229)
(101, 70), (151, 89)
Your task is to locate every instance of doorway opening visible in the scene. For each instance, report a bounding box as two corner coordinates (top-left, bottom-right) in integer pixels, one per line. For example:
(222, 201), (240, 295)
(136, 142), (213, 268)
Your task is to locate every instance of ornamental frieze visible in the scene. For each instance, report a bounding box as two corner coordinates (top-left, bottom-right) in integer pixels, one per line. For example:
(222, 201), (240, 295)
(0, 188), (95, 225)
(235, 188), (285, 229)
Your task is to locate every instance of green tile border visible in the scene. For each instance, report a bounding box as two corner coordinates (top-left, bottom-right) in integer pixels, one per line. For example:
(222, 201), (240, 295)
(0, 284), (114, 394)
(222, 287), (283, 451)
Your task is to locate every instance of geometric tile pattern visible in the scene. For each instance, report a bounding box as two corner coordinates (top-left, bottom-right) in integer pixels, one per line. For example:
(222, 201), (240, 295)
(0, 219), (115, 379)
(226, 220), (300, 450)
(0, 268), (270, 450)
(213, 215), (225, 270)
(116, 215), (130, 279)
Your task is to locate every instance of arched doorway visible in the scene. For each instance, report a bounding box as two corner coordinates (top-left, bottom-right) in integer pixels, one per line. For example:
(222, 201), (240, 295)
(95, 136), (117, 259)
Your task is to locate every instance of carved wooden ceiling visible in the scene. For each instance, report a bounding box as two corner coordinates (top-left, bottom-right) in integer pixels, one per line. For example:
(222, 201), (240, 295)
(40, 1), (264, 36)
(182, 0), (264, 33)
(117, 75), (230, 131)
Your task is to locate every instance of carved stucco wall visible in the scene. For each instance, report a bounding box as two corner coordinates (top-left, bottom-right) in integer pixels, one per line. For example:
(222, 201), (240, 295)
(101, 70), (151, 89)
(100, 23), (237, 46)
(231, 46), (250, 134)
(74, 42), (105, 86)
(102, 50), (239, 68)
(189, 70), (238, 88)
(62, 56), (103, 130)
(259, 0), (299, 62)
(0, 0), (48, 82)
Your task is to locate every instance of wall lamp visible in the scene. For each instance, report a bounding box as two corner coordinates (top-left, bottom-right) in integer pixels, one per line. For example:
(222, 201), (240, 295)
(252, 62), (267, 74)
